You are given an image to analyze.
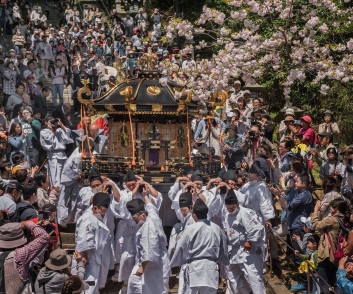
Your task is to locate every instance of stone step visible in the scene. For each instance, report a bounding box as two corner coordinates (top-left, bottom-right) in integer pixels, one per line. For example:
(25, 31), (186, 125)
(60, 232), (75, 246)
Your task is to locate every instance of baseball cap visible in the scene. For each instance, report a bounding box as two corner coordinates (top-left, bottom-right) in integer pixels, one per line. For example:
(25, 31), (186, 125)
(300, 216), (313, 230)
(300, 115), (312, 124)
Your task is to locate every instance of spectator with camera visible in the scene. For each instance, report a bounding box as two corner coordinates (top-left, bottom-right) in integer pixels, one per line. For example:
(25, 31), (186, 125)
(52, 102), (72, 127)
(0, 220), (50, 293)
(247, 124), (278, 165)
(40, 117), (73, 187)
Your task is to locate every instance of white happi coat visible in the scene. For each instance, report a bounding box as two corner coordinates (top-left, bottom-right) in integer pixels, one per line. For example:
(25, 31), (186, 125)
(75, 186), (94, 222)
(114, 190), (162, 282)
(75, 208), (111, 294)
(40, 127), (74, 186)
(170, 219), (229, 293)
(57, 147), (82, 226)
(239, 181), (275, 223)
(168, 213), (195, 294)
(225, 206), (266, 294)
(169, 185), (208, 222)
(206, 187), (246, 228)
(127, 203), (171, 294)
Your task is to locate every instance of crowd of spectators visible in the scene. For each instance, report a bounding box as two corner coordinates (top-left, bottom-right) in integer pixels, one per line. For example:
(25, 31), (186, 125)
(1, 1), (353, 294)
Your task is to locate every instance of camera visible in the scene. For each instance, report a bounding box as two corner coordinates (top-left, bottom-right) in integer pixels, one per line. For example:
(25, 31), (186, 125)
(138, 184), (146, 193)
(50, 118), (59, 124)
(219, 186), (227, 194)
(248, 130), (256, 140)
(44, 223), (56, 235)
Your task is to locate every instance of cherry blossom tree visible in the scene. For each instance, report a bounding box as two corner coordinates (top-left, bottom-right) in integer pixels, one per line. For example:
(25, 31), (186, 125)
(160, 0), (353, 109)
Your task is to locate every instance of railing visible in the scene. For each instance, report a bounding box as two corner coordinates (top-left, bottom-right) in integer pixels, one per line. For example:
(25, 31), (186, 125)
(268, 226), (338, 294)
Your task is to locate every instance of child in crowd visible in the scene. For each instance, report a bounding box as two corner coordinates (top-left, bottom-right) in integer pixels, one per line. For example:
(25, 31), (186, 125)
(292, 217), (315, 254)
(292, 234), (320, 293)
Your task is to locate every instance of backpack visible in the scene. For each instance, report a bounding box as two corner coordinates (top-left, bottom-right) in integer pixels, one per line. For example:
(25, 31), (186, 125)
(8, 205), (30, 223)
(325, 216), (350, 263)
(0, 251), (12, 292)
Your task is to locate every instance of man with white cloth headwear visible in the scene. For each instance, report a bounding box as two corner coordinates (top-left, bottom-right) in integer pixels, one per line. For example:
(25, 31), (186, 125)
(126, 195), (171, 294)
(75, 191), (120, 294)
(170, 199), (229, 294)
(111, 169), (163, 294)
(40, 118), (74, 187)
(224, 189), (266, 294)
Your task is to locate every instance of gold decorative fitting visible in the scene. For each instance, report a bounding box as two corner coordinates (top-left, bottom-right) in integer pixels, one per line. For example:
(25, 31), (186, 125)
(209, 90), (229, 108)
(105, 105), (115, 112)
(120, 86), (133, 96)
(125, 104), (136, 112)
(152, 104), (163, 112)
(147, 85), (162, 96)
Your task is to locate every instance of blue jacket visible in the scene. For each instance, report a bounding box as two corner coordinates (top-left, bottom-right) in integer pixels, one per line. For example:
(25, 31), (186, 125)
(287, 189), (312, 230)
(336, 268), (353, 294)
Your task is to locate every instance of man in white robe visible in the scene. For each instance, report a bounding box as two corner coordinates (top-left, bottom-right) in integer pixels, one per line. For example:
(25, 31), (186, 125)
(170, 199), (229, 294)
(111, 169), (162, 294)
(224, 189), (266, 294)
(74, 166), (108, 221)
(205, 170), (245, 228)
(40, 118), (73, 187)
(168, 192), (195, 293)
(57, 140), (94, 226)
(126, 196), (171, 294)
(239, 162), (277, 270)
(75, 192), (120, 294)
(169, 170), (208, 222)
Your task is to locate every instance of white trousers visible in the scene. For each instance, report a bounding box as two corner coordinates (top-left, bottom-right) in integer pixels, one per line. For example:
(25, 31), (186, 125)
(57, 183), (81, 226)
(47, 158), (66, 187)
(127, 263), (169, 294)
(227, 253), (266, 294)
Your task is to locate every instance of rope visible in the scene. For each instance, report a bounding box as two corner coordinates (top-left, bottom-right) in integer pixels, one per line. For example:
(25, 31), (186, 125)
(128, 107), (136, 166)
(83, 107), (95, 163)
(186, 108), (193, 167)
(80, 104), (84, 159)
(268, 226), (338, 294)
